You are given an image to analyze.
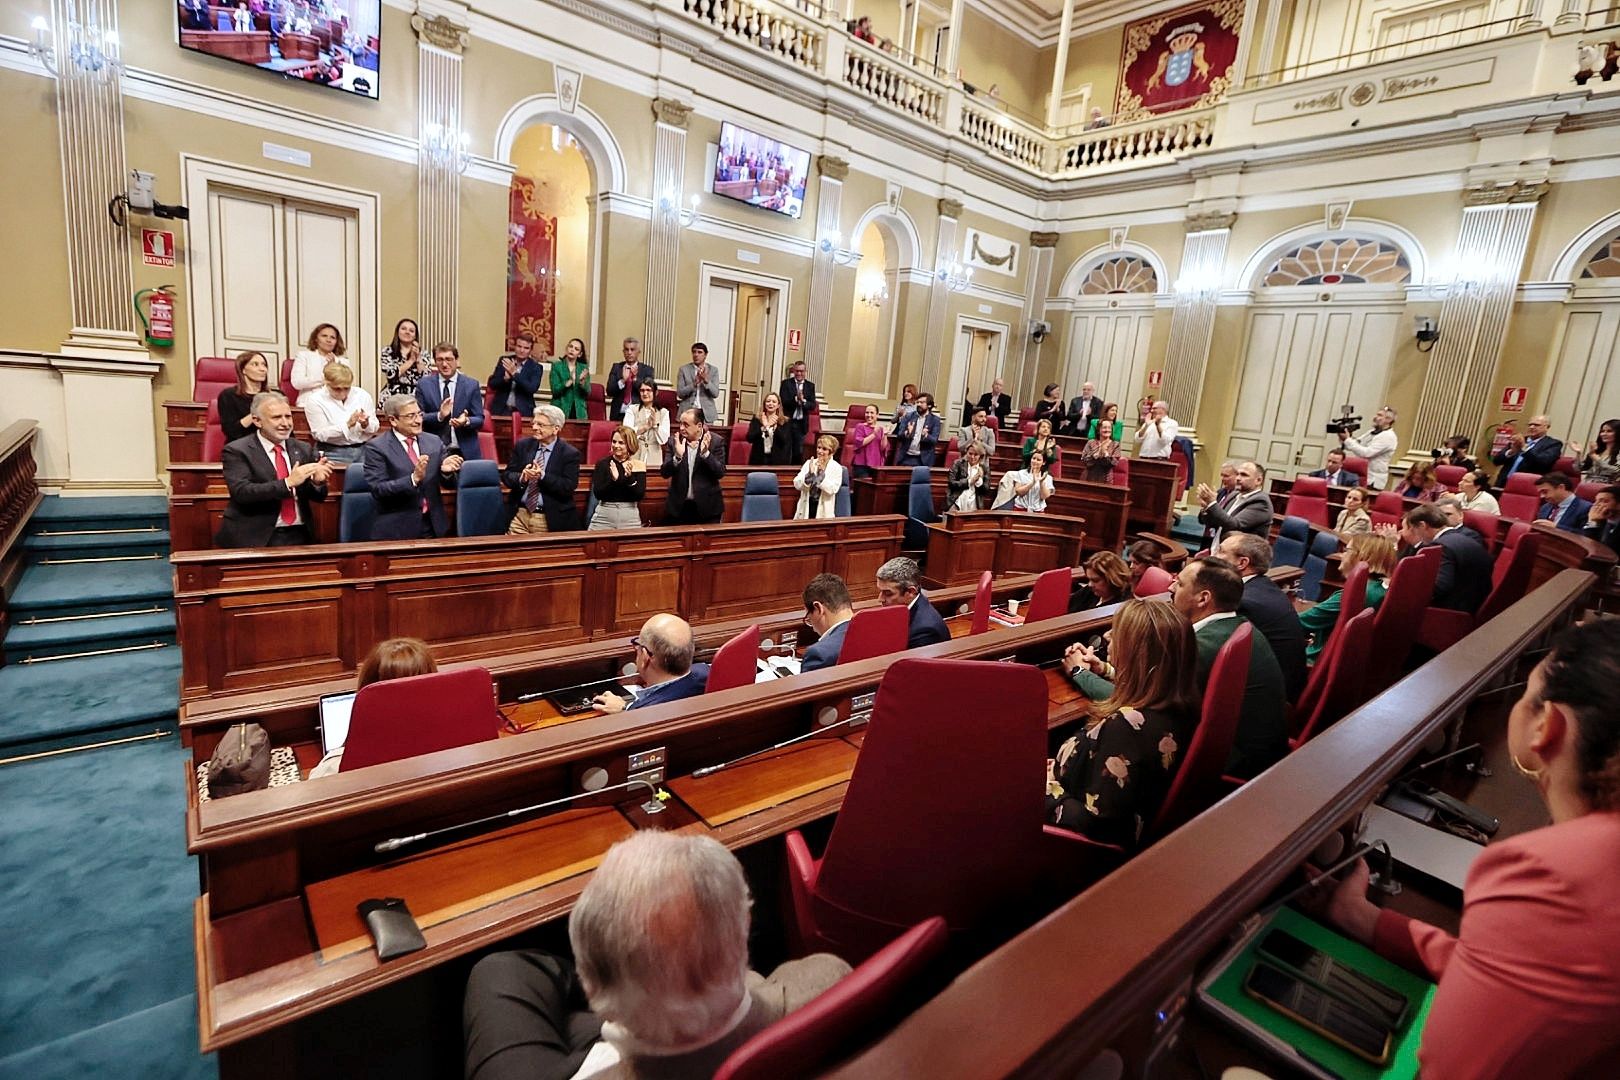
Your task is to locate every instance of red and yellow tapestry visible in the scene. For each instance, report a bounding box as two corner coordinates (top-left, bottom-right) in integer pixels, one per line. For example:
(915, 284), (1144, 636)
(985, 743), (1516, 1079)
(1114, 0), (1242, 121)
(506, 175), (558, 354)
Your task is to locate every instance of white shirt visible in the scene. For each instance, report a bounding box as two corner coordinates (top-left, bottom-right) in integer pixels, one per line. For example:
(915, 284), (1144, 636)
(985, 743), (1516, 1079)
(629, 405), (669, 465)
(290, 351), (351, 394)
(1342, 426), (1399, 490)
(300, 385), (378, 446)
(1137, 416), (1179, 458)
(1192, 611), (1239, 632)
(1006, 469), (1054, 512)
(256, 432), (304, 526)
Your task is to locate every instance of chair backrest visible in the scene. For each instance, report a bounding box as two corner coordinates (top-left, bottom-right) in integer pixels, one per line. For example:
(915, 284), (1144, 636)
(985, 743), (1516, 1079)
(195, 356), (238, 403)
(454, 460), (506, 536)
(1149, 622), (1252, 839)
(1333, 561), (1372, 634)
(706, 623), (761, 695)
(1291, 608), (1376, 747)
(585, 382), (606, 420)
(1464, 510), (1503, 554)
(1341, 456), (1368, 482)
(838, 605), (910, 665)
(1046, 454), (1062, 480)
(278, 357), (299, 404)
(1023, 566), (1073, 624)
(477, 428), (497, 461)
(1136, 565), (1175, 596)
(339, 667), (500, 772)
(1291, 562), (1370, 727)
(1434, 464), (1466, 492)
(726, 423), (752, 467)
(1485, 530), (1540, 614)
(1108, 457), (1130, 486)
(1298, 528), (1342, 602)
(1016, 406), (1036, 429)
(713, 916), (948, 1080)
(1273, 516), (1310, 569)
(202, 400), (227, 462)
(339, 464), (376, 542)
(1366, 546), (1440, 686)
(1499, 472), (1542, 521)
(1369, 490), (1406, 528)
(906, 466), (935, 521)
(942, 437), (960, 470)
(1283, 477), (1332, 528)
(969, 571), (993, 635)
(1576, 480), (1605, 504)
(835, 470), (852, 518)
(740, 471), (783, 521)
(1553, 455), (1578, 478)
(1168, 438), (1192, 493)
(585, 420), (619, 464)
(1501, 517), (1532, 553)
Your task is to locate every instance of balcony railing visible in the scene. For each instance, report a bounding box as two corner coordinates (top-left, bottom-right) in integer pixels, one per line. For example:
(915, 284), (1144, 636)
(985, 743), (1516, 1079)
(1055, 108), (1216, 173)
(959, 99), (1049, 170)
(842, 37), (945, 124)
(681, 0), (826, 72)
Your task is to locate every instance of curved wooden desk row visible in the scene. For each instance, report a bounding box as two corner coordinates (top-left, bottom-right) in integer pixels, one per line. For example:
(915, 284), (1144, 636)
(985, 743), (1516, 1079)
(829, 568), (1596, 1079)
(171, 515), (910, 701)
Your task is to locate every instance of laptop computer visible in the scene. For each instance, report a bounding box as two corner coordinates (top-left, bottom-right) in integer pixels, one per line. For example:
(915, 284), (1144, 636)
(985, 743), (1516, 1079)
(318, 690), (358, 756)
(545, 678), (635, 715)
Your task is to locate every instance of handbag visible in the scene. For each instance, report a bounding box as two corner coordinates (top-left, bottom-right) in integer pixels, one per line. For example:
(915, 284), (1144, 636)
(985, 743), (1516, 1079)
(206, 722), (271, 799)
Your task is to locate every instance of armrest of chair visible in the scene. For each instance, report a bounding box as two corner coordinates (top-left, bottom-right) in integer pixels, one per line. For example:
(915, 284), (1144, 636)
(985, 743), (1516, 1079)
(783, 830), (822, 958)
(1416, 607), (1475, 654)
(1039, 825), (1125, 893)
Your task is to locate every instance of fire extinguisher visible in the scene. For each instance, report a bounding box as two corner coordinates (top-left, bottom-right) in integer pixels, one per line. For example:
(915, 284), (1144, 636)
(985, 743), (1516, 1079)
(1489, 420), (1517, 460)
(135, 286), (176, 349)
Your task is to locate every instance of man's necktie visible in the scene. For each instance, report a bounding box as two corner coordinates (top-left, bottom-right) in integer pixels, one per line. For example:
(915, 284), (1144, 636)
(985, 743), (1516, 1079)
(442, 379), (458, 447)
(525, 446), (548, 512)
(272, 444), (296, 526)
(406, 437), (428, 513)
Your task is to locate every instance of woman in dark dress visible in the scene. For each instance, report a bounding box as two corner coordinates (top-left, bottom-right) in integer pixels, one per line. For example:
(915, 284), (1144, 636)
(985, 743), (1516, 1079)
(747, 392), (797, 465)
(216, 350), (270, 443)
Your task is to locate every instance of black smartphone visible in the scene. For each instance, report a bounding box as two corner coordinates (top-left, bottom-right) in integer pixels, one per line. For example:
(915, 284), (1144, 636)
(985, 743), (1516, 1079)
(1258, 928), (1411, 1028)
(1243, 960), (1394, 1066)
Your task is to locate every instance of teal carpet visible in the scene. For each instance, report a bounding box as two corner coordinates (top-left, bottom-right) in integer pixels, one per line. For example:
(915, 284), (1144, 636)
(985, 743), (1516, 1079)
(0, 649), (183, 750)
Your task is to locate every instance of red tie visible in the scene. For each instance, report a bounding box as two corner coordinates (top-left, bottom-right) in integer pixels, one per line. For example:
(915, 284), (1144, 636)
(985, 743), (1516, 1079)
(272, 444), (297, 526)
(406, 437), (429, 513)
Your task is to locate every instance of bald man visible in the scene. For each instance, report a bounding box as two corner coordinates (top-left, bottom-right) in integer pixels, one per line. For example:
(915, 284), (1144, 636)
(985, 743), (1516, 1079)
(592, 613), (710, 712)
(1492, 414), (1565, 486)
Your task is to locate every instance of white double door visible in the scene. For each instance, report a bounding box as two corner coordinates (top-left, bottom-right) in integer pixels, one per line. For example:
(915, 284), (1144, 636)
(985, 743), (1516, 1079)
(1063, 302), (1155, 414)
(1545, 301), (1620, 450)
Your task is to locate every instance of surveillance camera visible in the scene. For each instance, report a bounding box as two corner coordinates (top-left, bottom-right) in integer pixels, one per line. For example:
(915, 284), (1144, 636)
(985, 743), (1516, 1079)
(1030, 319), (1051, 344)
(153, 202), (191, 221)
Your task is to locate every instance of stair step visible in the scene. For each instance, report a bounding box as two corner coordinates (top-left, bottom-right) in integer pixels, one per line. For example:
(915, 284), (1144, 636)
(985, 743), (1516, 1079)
(6, 560), (173, 616)
(24, 529), (170, 556)
(4, 609), (176, 660)
(0, 647), (181, 751)
(28, 495), (168, 535)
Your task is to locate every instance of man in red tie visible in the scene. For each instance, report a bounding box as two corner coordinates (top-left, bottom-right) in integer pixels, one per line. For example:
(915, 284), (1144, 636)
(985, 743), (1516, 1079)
(363, 393), (464, 539)
(216, 391), (333, 547)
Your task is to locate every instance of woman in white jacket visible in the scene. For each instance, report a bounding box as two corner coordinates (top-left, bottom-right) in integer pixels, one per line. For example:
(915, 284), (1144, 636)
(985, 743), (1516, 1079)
(793, 435), (844, 519)
(290, 323), (352, 395)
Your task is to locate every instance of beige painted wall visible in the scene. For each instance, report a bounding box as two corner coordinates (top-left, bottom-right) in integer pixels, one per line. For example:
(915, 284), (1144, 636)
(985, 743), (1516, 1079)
(957, 8), (1047, 119)
(1045, 25), (1126, 121)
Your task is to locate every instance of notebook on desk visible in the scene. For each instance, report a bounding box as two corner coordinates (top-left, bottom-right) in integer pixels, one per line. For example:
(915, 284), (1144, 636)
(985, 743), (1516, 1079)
(318, 690), (358, 755)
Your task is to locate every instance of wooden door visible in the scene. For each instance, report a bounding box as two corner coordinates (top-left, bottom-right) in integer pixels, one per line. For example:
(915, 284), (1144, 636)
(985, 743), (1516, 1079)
(1064, 305), (1154, 408)
(205, 187), (287, 365)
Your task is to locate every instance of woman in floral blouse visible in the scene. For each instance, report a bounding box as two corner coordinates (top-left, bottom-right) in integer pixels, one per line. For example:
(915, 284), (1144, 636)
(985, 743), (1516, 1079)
(1048, 599), (1200, 848)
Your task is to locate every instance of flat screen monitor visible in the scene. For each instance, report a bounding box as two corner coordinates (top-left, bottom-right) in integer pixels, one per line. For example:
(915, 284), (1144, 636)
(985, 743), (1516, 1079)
(318, 690), (357, 755)
(176, 0), (382, 100)
(712, 121), (811, 219)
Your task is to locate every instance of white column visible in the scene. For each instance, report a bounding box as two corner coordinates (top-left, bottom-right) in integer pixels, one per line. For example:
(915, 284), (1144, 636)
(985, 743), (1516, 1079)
(1046, 0), (1075, 128)
(920, 198), (962, 394)
(1161, 213), (1234, 429)
(944, 0), (966, 76)
(1231, 0), (1264, 90)
(804, 157), (848, 385)
(645, 98), (692, 380)
(1014, 232), (1059, 405)
(413, 14), (468, 348)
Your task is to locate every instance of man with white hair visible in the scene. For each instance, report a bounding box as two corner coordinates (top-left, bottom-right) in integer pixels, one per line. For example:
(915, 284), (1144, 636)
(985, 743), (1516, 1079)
(463, 831), (850, 1080)
(1135, 400), (1178, 459)
(504, 404), (582, 533)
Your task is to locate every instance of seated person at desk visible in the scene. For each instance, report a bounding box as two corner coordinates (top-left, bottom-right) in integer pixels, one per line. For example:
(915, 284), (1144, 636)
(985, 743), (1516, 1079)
(800, 573), (855, 673)
(1020, 417), (1061, 470)
(1584, 485), (1620, 552)
(588, 425), (646, 531)
(1317, 619), (1620, 1079)
(1536, 472), (1592, 533)
(875, 556), (951, 647)
(215, 391), (333, 548)
(299, 360), (378, 463)
(309, 637), (436, 778)
(463, 831), (851, 1080)
(593, 614), (709, 713)
(1298, 533), (1395, 663)
(955, 407), (997, 460)
(1069, 550), (1133, 614)
(504, 405), (583, 534)
(1309, 447), (1357, 487)
(1218, 533), (1308, 704)
(1335, 486), (1372, 536)
(1051, 599), (1200, 847)
(365, 394), (463, 540)
(1400, 503), (1492, 614)
(1124, 541), (1164, 593)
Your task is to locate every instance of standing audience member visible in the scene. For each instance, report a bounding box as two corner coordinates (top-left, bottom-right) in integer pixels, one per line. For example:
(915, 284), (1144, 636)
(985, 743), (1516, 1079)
(1050, 600), (1200, 847)
(549, 337), (591, 421)
(676, 343), (721, 423)
(1196, 460), (1273, 549)
(591, 614), (710, 712)
(1569, 418), (1620, 485)
(308, 638), (437, 778)
(1136, 400), (1179, 459)
(847, 405), (889, 480)
(1339, 406), (1399, 490)
(217, 350), (270, 443)
(1335, 487), (1373, 536)
(1397, 460), (1444, 501)
(588, 425), (647, 531)
(1299, 533), (1396, 662)
(504, 405), (582, 534)
(894, 393), (941, 466)
(416, 343), (486, 459)
(956, 407), (997, 460)
(779, 360), (817, 462)
(1433, 435), (1477, 472)
(662, 408), (727, 525)
(1087, 402), (1125, 442)
(1064, 382), (1105, 437)
(300, 361), (378, 463)
(463, 831), (850, 1080)
(1536, 472), (1592, 533)
(215, 391), (332, 548)
(1079, 411), (1121, 482)
(488, 333), (545, 418)
(365, 394), (463, 540)
(1401, 503), (1491, 613)
(627, 381), (670, 467)
(380, 317), (426, 398)
(875, 557), (951, 647)
(946, 443), (991, 511)
(892, 383), (919, 427)
(800, 573), (856, 672)
(1456, 469), (1501, 515)
(975, 377), (1012, 426)
(1310, 448), (1357, 487)
(1021, 417), (1061, 470)
(290, 322), (349, 394)
(1219, 533), (1308, 702)
(746, 393), (796, 466)
(1317, 619), (1620, 1080)
(1492, 414), (1564, 485)
(999, 449), (1054, 512)
(1068, 550), (1133, 613)
(1212, 461), (1238, 503)
(606, 338), (655, 421)
(1582, 485), (1620, 552)
(1034, 383), (1067, 428)
(792, 435), (843, 519)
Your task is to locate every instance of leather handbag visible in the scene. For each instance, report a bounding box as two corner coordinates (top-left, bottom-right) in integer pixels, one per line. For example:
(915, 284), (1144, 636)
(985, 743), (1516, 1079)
(206, 722), (271, 799)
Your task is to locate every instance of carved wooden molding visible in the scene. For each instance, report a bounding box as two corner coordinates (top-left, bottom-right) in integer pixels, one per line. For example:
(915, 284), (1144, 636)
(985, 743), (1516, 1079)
(1464, 179), (1550, 206)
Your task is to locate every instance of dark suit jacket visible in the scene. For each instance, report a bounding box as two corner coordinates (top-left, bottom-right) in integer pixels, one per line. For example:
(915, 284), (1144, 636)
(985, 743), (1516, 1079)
(1492, 435), (1564, 485)
(661, 435), (728, 522)
(801, 619), (850, 673)
(1198, 489), (1274, 546)
(215, 434), (328, 547)
(1309, 467), (1357, 487)
(1584, 518), (1620, 552)
(626, 664), (710, 710)
(779, 378), (819, 427)
(1062, 395), (1107, 436)
(503, 437), (582, 532)
(974, 391), (1012, 426)
(415, 372), (486, 458)
(1538, 497), (1592, 533)
(607, 361), (656, 417)
(1195, 614), (1288, 780)
(894, 411), (941, 461)
(1241, 575), (1308, 703)
(907, 592), (952, 648)
(487, 357), (544, 417)
(1423, 528), (1493, 613)
(364, 431), (451, 539)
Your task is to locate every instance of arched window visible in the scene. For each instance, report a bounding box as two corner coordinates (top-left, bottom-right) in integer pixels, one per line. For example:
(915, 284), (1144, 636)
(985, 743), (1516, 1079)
(1262, 237), (1411, 287)
(1579, 236), (1620, 279)
(1079, 255), (1158, 295)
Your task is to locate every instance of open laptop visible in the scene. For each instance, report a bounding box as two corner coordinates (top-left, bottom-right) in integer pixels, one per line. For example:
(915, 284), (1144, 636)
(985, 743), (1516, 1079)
(545, 678), (635, 716)
(318, 690), (358, 756)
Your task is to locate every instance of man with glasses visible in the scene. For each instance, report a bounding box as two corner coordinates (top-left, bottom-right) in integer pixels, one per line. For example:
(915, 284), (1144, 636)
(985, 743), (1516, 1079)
(503, 404), (582, 534)
(592, 614), (709, 713)
(800, 574), (855, 673)
(364, 393), (464, 539)
(779, 359), (818, 463)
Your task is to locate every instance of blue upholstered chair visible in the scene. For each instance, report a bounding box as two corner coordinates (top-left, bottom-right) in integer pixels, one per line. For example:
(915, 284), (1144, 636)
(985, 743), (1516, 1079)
(1298, 528), (1342, 602)
(455, 460), (507, 536)
(740, 471), (783, 522)
(338, 466), (375, 543)
(834, 469), (852, 518)
(903, 466), (936, 549)
(1272, 515), (1310, 569)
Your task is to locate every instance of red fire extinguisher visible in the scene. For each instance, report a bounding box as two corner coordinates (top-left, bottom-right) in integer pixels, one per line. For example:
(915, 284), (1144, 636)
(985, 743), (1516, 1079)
(135, 286), (176, 349)
(1489, 420), (1517, 460)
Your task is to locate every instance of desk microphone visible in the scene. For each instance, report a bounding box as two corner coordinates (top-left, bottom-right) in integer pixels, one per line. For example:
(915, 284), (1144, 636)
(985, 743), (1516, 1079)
(515, 674), (634, 705)
(373, 778), (662, 855)
(691, 715), (860, 778)
(1394, 742), (1485, 782)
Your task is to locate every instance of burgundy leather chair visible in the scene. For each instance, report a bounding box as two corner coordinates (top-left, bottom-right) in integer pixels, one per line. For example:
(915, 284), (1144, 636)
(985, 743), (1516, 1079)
(339, 667), (500, 772)
(1464, 510), (1503, 554)
(942, 438), (960, 470)
(1498, 473), (1542, 521)
(1576, 480), (1605, 504)
(202, 400), (227, 462)
(1552, 455), (1578, 478)
(1021, 566), (1072, 624)
(194, 356), (237, 403)
(969, 571), (993, 635)
(1365, 546), (1440, 690)
(585, 382), (607, 421)
(1290, 608), (1375, 749)
(1146, 622), (1252, 841)
(584, 420), (619, 464)
(278, 356), (300, 405)
(1283, 476), (1332, 529)
(713, 917), (948, 1080)
(1419, 532), (1541, 653)
(1290, 563), (1370, 734)
(1369, 490), (1406, 529)
(477, 429), (497, 461)
(706, 624), (761, 695)
(728, 423), (753, 468)
(1341, 456), (1368, 484)
(837, 605), (909, 666)
(1434, 464), (1466, 492)
(1136, 565), (1175, 596)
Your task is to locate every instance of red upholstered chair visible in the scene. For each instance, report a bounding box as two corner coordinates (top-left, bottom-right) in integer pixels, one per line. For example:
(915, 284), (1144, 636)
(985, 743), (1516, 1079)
(1168, 438), (1192, 494)
(1341, 456), (1368, 484)
(1464, 510), (1503, 555)
(727, 423), (753, 467)
(942, 438), (960, 469)
(655, 388), (678, 414)
(1290, 608), (1375, 749)
(1576, 480), (1605, 504)
(194, 356), (238, 403)
(1047, 454), (1063, 480)
(585, 420), (619, 464)
(714, 917), (948, 1080)
(1022, 567), (1072, 624)
(201, 400), (227, 462)
(585, 382), (606, 420)
(783, 658), (1115, 961)
(1420, 532), (1541, 653)
(279, 357), (299, 404)
(1136, 565), (1175, 596)
(1369, 490), (1406, 529)
(1290, 562), (1370, 736)
(1108, 457), (1130, 486)
(1283, 476), (1332, 528)
(1498, 473), (1541, 521)
(1016, 406), (1037, 429)
(969, 571), (993, 635)
(802, 410), (822, 456)
(477, 428), (497, 461)
(1146, 622), (1252, 841)
(339, 667), (500, 772)
(837, 605), (909, 666)
(1021, 420), (1037, 438)
(1553, 456), (1578, 478)
(1365, 546), (1440, 691)
(706, 624), (761, 695)
(1434, 464), (1466, 492)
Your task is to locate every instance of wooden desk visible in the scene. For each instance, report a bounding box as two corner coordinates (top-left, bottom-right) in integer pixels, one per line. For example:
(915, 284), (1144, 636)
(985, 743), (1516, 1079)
(921, 511), (1085, 587)
(852, 468), (1129, 554)
(668, 737), (860, 827)
(181, 29), (273, 64)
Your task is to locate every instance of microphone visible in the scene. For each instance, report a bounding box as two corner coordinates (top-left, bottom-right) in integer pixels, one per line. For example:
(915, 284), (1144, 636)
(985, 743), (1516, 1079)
(373, 778), (662, 855)
(691, 715), (860, 779)
(1394, 741), (1484, 781)
(515, 674), (634, 705)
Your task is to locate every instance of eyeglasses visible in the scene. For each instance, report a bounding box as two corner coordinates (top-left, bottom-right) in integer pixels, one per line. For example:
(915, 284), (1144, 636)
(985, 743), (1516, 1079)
(629, 636), (647, 653)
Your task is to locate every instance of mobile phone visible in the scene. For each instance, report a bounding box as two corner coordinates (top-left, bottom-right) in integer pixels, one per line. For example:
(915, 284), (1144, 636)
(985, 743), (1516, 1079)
(1257, 929), (1411, 1028)
(1243, 961), (1393, 1066)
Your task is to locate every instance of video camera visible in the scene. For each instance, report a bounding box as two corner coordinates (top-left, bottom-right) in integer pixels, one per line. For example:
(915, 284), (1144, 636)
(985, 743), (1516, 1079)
(1325, 403), (1362, 437)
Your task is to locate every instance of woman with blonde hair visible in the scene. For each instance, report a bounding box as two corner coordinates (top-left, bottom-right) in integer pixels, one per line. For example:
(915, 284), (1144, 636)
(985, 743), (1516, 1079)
(1299, 532), (1397, 662)
(309, 638), (437, 778)
(1397, 459), (1444, 502)
(589, 425), (647, 531)
(792, 435), (843, 519)
(1050, 600), (1201, 847)
(747, 392), (796, 465)
(1068, 550), (1133, 613)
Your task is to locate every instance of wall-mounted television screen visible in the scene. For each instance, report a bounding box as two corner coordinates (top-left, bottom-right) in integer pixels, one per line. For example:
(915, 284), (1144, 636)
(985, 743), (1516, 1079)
(712, 122), (811, 219)
(176, 0), (381, 99)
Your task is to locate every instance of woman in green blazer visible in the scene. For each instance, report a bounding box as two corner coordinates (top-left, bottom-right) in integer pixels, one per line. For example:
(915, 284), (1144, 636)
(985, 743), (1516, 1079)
(549, 337), (591, 420)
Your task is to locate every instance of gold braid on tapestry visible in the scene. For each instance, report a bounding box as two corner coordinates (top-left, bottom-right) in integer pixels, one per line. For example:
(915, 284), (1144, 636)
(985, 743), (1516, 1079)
(506, 175), (560, 355)
(970, 234), (1015, 269)
(1114, 0), (1242, 123)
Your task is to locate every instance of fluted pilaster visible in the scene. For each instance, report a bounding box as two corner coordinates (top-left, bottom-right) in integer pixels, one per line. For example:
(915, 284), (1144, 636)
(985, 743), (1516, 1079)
(644, 98), (691, 379)
(414, 13), (468, 348)
(803, 155), (848, 384)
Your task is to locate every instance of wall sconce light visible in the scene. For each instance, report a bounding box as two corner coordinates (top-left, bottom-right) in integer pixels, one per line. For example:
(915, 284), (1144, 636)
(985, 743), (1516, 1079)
(935, 260), (973, 293)
(1413, 314), (1439, 352)
(422, 121), (471, 174)
(30, 7), (122, 81)
(857, 276), (888, 308)
(818, 233), (857, 266)
(659, 190), (699, 229)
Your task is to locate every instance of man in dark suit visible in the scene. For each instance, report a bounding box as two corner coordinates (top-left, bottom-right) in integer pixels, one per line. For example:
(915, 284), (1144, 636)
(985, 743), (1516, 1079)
(1583, 486), (1620, 552)
(874, 556), (951, 648)
(364, 394), (464, 539)
(661, 408), (727, 524)
(1063, 381), (1106, 437)
(607, 337), (656, 422)
(894, 393), (941, 466)
(779, 359), (818, 462)
(1402, 504), (1492, 613)
(1195, 460), (1273, 550)
(415, 342), (486, 459)
(1172, 556), (1288, 779)
(487, 332), (545, 418)
(215, 391), (332, 547)
(1308, 448), (1357, 487)
(503, 404), (581, 534)
(973, 377), (1012, 427)
(591, 614), (710, 712)
(1218, 534), (1308, 703)
(1491, 414), (1563, 485)
(800, 574), (855, 673)
(1535, 472), (1592, 533)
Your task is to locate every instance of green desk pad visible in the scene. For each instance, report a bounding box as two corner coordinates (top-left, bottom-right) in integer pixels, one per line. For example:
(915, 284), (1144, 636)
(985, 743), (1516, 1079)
(1201, 906), (1437, 1079)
